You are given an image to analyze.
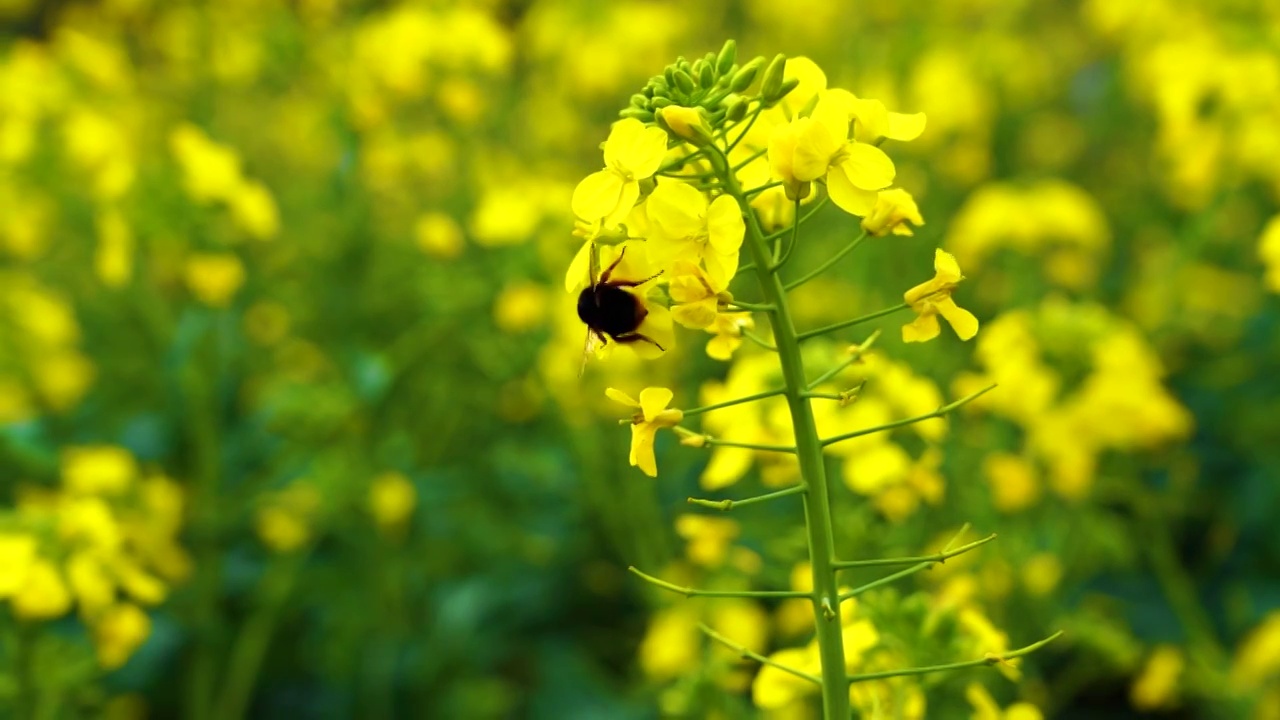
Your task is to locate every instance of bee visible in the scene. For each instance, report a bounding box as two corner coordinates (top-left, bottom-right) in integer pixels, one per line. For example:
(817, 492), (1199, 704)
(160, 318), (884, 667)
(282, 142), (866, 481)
(578, 244), (664, 370)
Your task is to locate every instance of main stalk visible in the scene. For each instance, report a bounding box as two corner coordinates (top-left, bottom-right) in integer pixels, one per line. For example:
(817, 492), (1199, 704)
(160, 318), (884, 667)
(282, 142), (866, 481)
(711, 148), (849, 719)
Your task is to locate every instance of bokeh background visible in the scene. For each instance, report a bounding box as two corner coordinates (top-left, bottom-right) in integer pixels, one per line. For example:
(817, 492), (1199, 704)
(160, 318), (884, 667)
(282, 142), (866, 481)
(1, 0), (1278, 718)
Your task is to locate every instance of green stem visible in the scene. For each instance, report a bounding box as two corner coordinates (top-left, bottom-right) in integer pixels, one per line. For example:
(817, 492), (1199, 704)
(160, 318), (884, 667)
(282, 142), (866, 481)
(834, 533), (997, 569)
(702, 437), (796, 453)
(726, 300), (775, 312)
(742, 329), (778, 352)
(680, 388), (785, 417)
(807, 331), (880, 390)
(785, 229), (868, 290)
(846, 632), (1065, 684)
(820, 384), (995, 448)
(700, 624), (822, 684)
(709, 146), (850, 720)
(733, 148), (769, 172)
(629, 567), (810, 599)
(765, 196), (829, 242)
(797, 303), (910, 342)
(700, 624), (822, 685)
(687, 484), (806, 511)
(770, 197), (803, 270)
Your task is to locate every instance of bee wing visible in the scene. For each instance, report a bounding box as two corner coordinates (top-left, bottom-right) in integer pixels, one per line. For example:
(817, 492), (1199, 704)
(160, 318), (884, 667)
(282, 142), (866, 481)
(578, 329), (604, 378)
(588, 241), (600, 287)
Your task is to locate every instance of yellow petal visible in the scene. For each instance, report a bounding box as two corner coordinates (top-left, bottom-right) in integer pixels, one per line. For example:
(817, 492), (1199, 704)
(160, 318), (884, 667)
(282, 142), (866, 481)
(826, 168), (878, 216)
(782, 57), (828, 109)
(791, 117), (840, 182)
(706, 195), (745, 256)
(630, 424), (659, 477)
(936, 297), (979, 340)
(638, 387), (674, 422)
(605, 387), (640, 408)
(850, 97), (890, 141)
(571, 169), (625, 222)
(701, 446), (753, 490)
(902, 312), (941, 343)
(605, 119), (669, 179)
(810, 95), (852, 147)
(565, 241), (593, 293)
(934, 248), (963, 281)
(768, 122), (800, 183)
(672, 298), (717, 329)
(838, 143), (895, 190)
(631, 303), (674, 359)
(702, 250), (739, 290)
(647, 181), (706, 239)
(887, 111), (926, 141)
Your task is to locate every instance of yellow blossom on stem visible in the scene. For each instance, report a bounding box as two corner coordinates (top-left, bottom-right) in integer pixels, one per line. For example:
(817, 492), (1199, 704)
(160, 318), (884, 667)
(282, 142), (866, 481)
(605, 387), (684, 477)
(706, 311), (754, 361)
(862, 188), (925, 237)
(571, 118), (668, 227)
(646, 182), (745, 289)
(786, 94), (897, 216)
(0, 534), (37, 597)
(902, 249), (979, 342)
(93, 603), (151, 670)
(658, 105), (714, 146)
(12, 558), (73, 620)
(668, 260), (724, 329)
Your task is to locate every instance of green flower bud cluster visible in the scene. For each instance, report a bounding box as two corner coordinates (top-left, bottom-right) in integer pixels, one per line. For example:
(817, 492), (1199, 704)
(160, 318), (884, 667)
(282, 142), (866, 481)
(619, 40), (799, 130)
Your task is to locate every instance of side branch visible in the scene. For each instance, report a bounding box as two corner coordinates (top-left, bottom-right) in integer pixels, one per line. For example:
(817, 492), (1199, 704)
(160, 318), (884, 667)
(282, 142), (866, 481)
(700, 624), (823, 685)
(820, 384), (996, 448)
(629, 567), (810, 599)
(784, 229), (868, 291)
(680, 388), (785, 417)
(806, 330), (881, 390)
(834, 534), (997, 569)
(846, 632), (1065, 685)
(797, 303), (910, 342)
(687, 484), (806, 511)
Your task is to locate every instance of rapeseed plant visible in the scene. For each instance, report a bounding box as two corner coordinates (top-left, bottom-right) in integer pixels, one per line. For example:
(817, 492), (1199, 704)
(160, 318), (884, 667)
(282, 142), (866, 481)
(569, 42), (1059, 718)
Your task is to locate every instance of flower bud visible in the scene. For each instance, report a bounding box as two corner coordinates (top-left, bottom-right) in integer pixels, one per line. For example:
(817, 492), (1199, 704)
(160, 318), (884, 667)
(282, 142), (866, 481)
(619, 107), (654, 122)
(725, 96), (748, 122)
(659, 106), (715, 147)
(698, 61), (715, 88)
(764, 77), (801, 108)
(672, 69), (696, 94)
(861, 189), (925, 237)
(730, 57), (765, 92)
(760, 54), (787, 102)
(629, 93), (649, 109)
(716, 40), (737, 76)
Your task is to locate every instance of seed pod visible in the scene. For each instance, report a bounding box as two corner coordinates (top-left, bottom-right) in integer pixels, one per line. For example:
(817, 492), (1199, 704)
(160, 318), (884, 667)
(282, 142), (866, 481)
(716, 40), (736, 75)
(619, 107), (655, 122)
(730, 56), (765, 93)
(760, 54), (787, 102)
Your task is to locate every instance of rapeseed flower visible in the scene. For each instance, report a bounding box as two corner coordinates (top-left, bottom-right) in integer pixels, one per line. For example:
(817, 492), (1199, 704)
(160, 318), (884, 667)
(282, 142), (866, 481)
(646, 182), (745, 290)
(571, 118), (667, 228)
(862, 188), (924, 237)
(902, 249), (979, 342)
(606, 387), (683, 477)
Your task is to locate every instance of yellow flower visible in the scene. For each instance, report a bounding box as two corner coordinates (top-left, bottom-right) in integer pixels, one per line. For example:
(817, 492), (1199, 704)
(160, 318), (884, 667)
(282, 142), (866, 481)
(415, 211), (465, 259)
(62, 445), (137, 495)
(605, 387), (684, 477)
(0, 533), (37, 597)
(752, 645), (819, 709)
(668, 260), (723, 329)
(646, 182), (746, 289)
(1131, 645), (1184, 711)
(11, 558), (72, 620)
(493, 281), (550, 333)
(767, 119), (810, 201)
(1230, 610), (1280, 690)
(675, 514), (739, 568)
(67, 552), (116, 618)
(228, 180), (280, 241)
(169, 124), (244, 204)
(255, 482), (322, 553)
(966, 683), (1043, 720)
(706, 312), (754, 361)
(1021, 553), (1063, 597)
(862, 188), (924, 237)
(368, 471), (417, 532)
(838, 93), (927, 145)
(983, 453), (1040, 513)
(184, 253), (246, 308)
(572, 118), (668, 227)
(787, 94), (896, 216)
(658, 105), (712, 145)
(902, 249), (979, 342)
(639, 604), (701, 679)
(93, 603), (151, 670)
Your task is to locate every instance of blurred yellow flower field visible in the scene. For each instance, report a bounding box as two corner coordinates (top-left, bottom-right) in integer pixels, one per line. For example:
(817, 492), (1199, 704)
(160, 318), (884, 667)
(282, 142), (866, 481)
(1, 0), (1279, 718)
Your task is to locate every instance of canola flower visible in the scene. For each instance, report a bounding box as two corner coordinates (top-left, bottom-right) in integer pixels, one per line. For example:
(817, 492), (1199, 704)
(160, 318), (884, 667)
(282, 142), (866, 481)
(569, 41), (1058, 719)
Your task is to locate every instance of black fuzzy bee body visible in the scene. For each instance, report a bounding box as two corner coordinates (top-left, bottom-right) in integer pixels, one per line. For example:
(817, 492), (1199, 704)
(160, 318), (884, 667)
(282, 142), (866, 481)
(577, 247), (664, 352)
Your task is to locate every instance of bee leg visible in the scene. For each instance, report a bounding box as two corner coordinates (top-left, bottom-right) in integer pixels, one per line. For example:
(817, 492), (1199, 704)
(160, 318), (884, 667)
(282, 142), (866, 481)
(610, 269), (664, 288)
(613, 332), (665, 352)
(599, 247), (628, 283)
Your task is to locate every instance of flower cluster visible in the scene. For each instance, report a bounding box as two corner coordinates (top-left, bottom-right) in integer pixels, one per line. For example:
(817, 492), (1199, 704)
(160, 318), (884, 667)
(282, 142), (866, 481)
(0, 446), (189, 670)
